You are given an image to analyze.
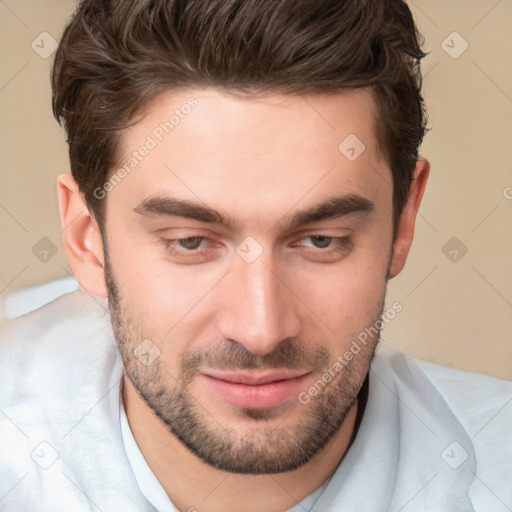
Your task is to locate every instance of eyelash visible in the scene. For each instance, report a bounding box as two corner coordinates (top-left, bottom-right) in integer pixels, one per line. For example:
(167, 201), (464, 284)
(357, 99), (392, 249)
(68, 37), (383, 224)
(160, 234), (353, 261)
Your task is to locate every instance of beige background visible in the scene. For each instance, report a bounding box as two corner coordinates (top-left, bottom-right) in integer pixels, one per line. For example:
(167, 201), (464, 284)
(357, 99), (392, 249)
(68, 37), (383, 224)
(1, 1), (511, 379)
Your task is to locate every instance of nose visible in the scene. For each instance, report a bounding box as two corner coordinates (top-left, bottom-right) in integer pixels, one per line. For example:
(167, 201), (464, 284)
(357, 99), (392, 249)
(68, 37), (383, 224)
(216, 248), (302, 356)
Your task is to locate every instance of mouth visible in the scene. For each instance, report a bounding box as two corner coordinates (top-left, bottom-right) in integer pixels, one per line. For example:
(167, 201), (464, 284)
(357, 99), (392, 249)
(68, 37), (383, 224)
(199, 369), (312, 409)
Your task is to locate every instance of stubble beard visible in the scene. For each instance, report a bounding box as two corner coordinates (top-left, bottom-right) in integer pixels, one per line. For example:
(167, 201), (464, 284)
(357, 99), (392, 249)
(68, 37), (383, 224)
(105, 256), (384, 475)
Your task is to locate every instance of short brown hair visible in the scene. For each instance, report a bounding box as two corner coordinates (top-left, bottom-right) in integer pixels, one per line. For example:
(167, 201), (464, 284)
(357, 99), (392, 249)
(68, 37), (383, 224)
(51, 0), (428, 234)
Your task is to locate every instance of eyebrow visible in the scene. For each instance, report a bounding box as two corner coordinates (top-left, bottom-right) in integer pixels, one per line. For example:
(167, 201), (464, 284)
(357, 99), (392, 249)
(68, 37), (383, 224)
(133, 193), (374, 232)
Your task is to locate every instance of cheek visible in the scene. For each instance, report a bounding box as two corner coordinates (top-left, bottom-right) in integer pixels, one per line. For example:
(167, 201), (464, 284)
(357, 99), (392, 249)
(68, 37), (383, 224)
(107, 230), (223, 344)
(289, 241), (390, 342)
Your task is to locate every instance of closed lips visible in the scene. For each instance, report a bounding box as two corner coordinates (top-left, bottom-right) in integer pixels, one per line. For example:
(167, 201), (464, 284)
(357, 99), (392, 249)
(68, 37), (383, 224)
(201, 370), (311, 385)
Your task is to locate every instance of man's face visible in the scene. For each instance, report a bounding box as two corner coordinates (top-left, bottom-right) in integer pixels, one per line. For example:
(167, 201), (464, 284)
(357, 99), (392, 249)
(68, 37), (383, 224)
(103, 88), (394, 474)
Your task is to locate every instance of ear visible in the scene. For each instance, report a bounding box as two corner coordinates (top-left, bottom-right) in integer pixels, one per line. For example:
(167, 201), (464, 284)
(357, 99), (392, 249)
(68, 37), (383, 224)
(388, 158), (430, 279)
(57, 173), (107, 298)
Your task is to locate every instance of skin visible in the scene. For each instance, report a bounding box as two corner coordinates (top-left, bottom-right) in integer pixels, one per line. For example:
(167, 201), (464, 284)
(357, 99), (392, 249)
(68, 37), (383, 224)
(58, 87), (429, 512)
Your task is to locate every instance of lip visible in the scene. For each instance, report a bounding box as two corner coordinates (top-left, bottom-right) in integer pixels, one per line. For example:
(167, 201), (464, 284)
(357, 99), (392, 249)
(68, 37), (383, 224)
(200, 369), (311, 409)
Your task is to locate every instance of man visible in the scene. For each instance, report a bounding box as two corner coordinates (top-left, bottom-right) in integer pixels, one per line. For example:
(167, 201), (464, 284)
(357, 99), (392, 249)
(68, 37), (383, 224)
(0, 0), (511, 511)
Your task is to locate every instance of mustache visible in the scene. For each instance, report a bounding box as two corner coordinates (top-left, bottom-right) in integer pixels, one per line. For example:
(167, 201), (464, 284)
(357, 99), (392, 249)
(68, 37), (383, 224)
(180, 339), (331, 378)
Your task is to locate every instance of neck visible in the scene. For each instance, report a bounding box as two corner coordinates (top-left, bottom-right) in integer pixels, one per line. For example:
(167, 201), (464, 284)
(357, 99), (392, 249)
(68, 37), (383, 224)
(123, 375), (359, 512)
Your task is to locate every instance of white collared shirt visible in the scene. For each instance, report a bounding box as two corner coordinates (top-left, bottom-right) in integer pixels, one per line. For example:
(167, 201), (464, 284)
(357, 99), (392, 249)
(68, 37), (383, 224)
(1, 289), (511, 511)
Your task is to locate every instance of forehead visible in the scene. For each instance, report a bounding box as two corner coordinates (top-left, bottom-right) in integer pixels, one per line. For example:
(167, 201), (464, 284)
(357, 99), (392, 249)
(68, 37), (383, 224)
(112, 87), (391, 225)
(123, 87), (380, 155)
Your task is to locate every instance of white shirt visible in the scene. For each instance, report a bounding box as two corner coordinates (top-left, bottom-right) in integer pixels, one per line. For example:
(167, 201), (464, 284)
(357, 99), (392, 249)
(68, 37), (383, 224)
(1, 288), (511, 511)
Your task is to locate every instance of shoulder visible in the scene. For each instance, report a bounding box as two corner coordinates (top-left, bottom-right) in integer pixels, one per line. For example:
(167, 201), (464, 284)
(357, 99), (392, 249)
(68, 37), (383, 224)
(413, 354), (512, 435)
(375, 347), (512, 436)
(0, 288), (118, 417)
(377, 346), (512, 509)
(0, 287), (113, 359)
(374, 346), (512, 425)
(0, 290), (145, 510)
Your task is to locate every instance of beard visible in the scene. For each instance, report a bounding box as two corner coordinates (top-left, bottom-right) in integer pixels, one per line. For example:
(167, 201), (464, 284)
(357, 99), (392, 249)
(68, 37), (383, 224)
(105, 255), (384, 475)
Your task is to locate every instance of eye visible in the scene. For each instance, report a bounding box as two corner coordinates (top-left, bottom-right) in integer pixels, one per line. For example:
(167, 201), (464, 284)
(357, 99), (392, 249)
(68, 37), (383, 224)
(160, 233), (353, 264)
(290, 235), (353, 261)
(303, 235), (336, 249)
(175, 236), (208, 250)
(161, 236), (216, 260)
